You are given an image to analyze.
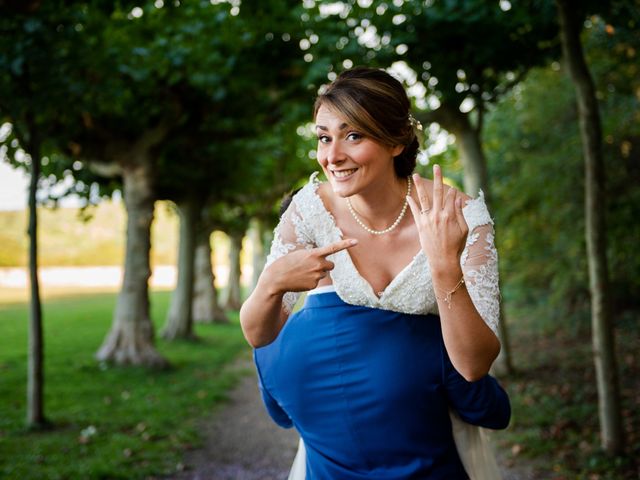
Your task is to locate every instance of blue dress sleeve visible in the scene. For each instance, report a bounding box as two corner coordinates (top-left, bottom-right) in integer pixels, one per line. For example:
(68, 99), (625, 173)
(441, 344), (511, 430)
(254, 352), (294, 429)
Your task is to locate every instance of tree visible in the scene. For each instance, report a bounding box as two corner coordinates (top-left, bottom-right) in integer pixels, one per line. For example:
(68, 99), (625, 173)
(0, 0), (91, 427)
(155, 0), (313, 336)
(192, 226), (228, 325)
(556, 0), (624, 455)
(62, 0), (270, 356)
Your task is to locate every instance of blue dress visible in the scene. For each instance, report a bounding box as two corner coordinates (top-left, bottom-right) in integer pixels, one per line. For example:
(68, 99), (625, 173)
(254, 292), (510, 479)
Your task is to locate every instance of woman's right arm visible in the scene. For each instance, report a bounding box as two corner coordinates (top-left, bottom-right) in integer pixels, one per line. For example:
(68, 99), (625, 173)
(239, 199), (357, 347)
(240, 240), (357, 347)
(239, 268), (290, 348)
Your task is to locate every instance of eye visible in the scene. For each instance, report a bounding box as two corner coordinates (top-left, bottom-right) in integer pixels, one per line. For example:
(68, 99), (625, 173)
(346, 132), (363, 141)
(317, 135), (331, 144)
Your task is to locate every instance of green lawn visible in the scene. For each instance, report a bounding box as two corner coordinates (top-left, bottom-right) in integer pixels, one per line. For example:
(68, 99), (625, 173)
(0, 291), (250, 479)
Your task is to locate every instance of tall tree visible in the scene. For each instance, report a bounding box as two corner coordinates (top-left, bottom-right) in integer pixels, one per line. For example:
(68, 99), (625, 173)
(63, 0), (267, 355)
(155, 0), (312, 337)
(0, 0), (86, 427)
(556, 0), (623, 455)
(192, 225), (228, 325)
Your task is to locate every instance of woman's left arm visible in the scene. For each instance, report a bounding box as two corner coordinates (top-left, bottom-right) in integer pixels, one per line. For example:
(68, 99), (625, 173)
(408, 165), (500, 382)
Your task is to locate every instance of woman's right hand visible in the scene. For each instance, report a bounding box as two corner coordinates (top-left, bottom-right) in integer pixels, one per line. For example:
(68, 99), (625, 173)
(262, 238), (358, 294)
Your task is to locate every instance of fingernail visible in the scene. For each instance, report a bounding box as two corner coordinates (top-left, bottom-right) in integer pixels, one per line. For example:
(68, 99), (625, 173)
(412, 173), (419, 180)
(349, 239), (358, 245)
(434, 164), (440, 174)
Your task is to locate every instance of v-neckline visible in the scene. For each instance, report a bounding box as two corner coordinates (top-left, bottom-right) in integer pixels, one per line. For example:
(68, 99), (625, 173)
(310, 179), (424, 301)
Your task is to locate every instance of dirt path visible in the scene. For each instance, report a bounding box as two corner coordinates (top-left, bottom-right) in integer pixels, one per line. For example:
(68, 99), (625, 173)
(170, 354), (538, 480)
(170, 354), (299, 480)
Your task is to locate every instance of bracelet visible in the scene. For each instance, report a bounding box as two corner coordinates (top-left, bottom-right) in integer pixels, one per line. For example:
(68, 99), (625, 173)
(435, 276), (465, 309)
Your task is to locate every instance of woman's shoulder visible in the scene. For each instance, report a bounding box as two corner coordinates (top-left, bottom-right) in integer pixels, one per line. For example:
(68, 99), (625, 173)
(291, 172), (335, 212)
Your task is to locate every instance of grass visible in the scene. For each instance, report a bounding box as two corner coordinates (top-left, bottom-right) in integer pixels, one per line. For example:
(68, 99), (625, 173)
(497, 313), (640, 479)
(0, 290), (250, 479)
(2, 288), (638, 480)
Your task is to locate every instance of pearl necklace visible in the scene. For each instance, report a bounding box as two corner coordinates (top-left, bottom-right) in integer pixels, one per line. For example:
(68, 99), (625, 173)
(346, 177), (412, 235)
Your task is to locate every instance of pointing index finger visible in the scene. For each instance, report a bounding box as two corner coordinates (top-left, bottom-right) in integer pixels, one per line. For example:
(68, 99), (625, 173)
(316, 238), (358, 257)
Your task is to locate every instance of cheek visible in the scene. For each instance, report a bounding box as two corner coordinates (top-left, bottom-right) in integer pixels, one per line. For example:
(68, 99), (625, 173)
(316, 146), (328, 167)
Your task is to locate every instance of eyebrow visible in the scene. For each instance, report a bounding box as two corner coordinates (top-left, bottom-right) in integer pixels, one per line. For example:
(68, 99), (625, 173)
(315, 123), (349, 131)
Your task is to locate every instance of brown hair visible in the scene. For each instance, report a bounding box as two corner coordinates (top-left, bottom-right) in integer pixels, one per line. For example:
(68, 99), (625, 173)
(313, 67), (419, 178)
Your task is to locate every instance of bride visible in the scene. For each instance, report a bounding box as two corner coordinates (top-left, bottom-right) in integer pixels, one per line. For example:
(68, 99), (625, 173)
(241, 67), (508, 479)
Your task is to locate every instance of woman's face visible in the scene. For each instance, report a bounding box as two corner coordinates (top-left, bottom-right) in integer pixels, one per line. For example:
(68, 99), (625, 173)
(315, 105), (403, 198)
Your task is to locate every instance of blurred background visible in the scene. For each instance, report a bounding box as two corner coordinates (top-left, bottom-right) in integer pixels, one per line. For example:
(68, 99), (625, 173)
(0, 0), (638, 479)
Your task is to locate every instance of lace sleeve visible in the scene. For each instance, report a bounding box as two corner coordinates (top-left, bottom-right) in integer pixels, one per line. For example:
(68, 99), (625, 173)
(460, 192), (500, 336)
(265, 193), (316, 315)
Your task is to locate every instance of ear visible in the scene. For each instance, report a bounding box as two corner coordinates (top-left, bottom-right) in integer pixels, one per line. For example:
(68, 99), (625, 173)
(390, 144), (404, 157)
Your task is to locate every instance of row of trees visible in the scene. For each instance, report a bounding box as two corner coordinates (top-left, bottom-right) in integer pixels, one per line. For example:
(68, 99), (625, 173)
(1, 0), (637, 457)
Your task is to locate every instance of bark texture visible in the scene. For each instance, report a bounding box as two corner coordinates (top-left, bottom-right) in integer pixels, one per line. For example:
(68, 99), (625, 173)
(96, 159), (167, 367)
(26, 128), (45, 428)
(221, 231), (244, 310)
(419, 104), (488, 197)
(162, 198), (199, 339)
(557, 0), (623, 455)
(250, 219), (266, 292)
(193, 230), (229, 324)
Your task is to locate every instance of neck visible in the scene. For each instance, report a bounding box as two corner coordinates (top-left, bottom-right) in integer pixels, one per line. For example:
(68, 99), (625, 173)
(349, 175), (408, 230)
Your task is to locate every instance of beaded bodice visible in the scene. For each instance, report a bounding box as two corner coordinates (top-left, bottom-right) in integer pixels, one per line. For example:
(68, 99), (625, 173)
(265, 172), (500, 335)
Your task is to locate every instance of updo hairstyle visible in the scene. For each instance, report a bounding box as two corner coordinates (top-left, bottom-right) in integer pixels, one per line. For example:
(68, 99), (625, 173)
(313, 67), (419, 178)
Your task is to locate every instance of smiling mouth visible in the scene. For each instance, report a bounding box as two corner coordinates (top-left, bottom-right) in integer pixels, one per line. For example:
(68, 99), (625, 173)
(332, 168), (358, 178)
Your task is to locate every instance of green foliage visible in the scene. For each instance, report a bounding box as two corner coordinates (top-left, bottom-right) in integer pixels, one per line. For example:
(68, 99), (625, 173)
(0, 1), (119, 204)
(484, 19), (640, 329)
(352, 0), (559, 104)
(0, 291), (249, 479)
(1, 0), (316, 219)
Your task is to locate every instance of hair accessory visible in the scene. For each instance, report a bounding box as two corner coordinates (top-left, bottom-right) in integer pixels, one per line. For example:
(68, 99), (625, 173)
(408, 114), (423, 131)
(409, 113), (427, 163)
(346, 177), (411, 235)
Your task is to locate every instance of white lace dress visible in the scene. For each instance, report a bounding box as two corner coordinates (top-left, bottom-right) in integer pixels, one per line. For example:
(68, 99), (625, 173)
(266, 172), (503, 480)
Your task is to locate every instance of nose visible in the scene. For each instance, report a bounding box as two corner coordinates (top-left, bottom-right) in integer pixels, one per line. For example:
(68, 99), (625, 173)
(325, 140), (345, 165)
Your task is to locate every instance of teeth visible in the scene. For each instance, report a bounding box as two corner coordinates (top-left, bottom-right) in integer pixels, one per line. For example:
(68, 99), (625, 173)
(333, 169), (357, 178)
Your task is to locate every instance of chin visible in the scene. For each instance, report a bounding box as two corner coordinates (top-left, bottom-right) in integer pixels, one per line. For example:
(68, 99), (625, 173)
(328, 178), (358, 198)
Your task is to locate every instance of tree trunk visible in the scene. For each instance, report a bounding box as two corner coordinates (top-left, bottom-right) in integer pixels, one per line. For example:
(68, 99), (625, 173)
(26, 129), (46, 428)
(420, 103), (515, 376)
(221, 231), (243, 310)
(419, 103), (488, 197)
(96, 160), (168, 367)
(250, 218), (266, 292)
(192, 228), (229, 324)
(451, 117), (489, 199)
(557, 0), (623, 455)
(162, 197), (199, 339)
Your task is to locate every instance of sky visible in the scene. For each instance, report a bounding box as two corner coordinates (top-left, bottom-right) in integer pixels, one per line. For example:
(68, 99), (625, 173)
(0, 162), (88, 211)
(0, 162), (29, 211)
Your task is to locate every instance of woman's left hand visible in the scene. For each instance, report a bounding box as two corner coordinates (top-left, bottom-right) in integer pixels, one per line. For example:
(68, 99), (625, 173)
(406, 164), (469, 272)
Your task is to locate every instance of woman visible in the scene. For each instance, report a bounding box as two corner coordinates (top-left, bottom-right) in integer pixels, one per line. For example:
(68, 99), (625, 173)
(240, 67), (509, 479)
